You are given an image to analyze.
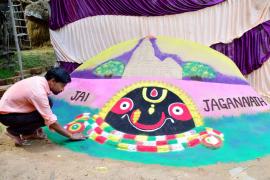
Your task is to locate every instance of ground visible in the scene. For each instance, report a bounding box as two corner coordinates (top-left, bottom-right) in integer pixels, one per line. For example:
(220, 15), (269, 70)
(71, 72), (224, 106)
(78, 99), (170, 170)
(0, 129), (270, 180)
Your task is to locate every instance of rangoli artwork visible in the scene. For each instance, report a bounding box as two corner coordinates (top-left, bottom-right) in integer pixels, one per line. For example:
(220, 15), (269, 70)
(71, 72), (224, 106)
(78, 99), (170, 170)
(48, 36), (270, 166)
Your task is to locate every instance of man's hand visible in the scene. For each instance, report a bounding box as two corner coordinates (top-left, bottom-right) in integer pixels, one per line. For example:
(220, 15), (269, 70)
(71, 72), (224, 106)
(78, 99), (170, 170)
(69, 133), (87, 141)
(49, 122), (87, 141)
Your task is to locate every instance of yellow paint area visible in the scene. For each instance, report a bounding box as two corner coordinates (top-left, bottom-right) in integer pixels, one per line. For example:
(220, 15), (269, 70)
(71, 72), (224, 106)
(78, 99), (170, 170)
(155, 36), (244, 79)
(77, 38), (139, 70)
(76, 36), (244, 80)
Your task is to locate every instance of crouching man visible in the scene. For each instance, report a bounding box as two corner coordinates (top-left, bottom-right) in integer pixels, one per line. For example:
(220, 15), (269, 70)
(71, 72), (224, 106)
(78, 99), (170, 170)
(0, 67), (86, 146)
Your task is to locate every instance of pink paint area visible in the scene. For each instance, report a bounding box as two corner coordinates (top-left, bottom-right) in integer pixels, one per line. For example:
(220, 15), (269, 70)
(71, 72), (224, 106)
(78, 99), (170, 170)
(55, 78), (270, 118)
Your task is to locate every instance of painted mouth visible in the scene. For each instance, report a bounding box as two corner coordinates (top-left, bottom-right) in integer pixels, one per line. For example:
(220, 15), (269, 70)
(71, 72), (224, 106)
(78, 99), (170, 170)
(121, 109), (174, 132)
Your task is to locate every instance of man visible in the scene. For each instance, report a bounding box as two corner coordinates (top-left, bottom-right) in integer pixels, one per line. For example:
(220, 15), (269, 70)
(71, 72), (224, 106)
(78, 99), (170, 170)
(0, 67), (86, 146)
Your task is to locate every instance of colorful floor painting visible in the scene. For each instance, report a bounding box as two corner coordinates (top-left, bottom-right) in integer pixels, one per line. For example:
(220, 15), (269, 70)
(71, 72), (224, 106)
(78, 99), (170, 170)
(48, 36), (270, 167)
(46, 99), (270, 167)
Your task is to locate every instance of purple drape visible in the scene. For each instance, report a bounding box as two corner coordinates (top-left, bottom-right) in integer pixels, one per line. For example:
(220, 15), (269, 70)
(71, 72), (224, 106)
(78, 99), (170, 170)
(58, 61), (81, 74)
(211, 20), (270, 75)
(49, 0), (226, 30)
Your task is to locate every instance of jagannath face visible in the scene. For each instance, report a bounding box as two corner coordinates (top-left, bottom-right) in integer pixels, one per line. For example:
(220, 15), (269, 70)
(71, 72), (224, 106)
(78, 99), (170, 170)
(104, 85), (198, 136)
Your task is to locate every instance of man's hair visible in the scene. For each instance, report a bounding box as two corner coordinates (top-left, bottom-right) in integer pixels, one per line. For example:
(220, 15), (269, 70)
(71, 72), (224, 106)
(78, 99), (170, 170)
(45, 67), (71, 84)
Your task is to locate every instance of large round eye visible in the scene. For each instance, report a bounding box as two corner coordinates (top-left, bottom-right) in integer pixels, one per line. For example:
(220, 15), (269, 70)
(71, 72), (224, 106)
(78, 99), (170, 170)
(168, 103), (192, 121)
(111, 98), (134, 114)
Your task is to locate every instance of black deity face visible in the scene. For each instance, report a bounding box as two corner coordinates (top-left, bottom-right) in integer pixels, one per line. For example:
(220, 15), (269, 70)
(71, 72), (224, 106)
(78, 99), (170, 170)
(104, 86), (195, 136)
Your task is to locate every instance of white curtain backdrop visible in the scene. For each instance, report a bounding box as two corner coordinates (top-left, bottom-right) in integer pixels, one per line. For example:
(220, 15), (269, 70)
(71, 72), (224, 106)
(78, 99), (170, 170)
(246, 59), (270, 103)
(50, 0), (270, 64)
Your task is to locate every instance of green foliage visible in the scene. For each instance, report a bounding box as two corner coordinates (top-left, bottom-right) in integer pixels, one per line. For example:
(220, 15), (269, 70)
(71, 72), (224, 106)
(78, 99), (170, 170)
(182, 61), (216, 79)
(0, 69), (16, 79)
(0, 47), (55, 79)
(17, 48), (55, 69)
(94, 60), (125, 77)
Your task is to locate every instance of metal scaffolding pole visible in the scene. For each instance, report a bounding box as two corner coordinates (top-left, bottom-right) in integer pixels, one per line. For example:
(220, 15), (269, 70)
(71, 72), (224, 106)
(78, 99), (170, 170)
(8, 0), (24, 79)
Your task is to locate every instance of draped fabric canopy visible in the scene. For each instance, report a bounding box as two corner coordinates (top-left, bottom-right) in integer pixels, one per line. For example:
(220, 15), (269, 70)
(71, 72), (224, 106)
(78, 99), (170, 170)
(49, 0), (226, 30)
(211, 20), (270, 75)
(50, 0), (270, 67)
(57, 20), (270, 75)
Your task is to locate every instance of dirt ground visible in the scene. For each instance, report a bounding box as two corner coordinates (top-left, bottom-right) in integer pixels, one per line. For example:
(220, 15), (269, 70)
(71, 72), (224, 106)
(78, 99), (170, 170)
(0, 132), (270, 180)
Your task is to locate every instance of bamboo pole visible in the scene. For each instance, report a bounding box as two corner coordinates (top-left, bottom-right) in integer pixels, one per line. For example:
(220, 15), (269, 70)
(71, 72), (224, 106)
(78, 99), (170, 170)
(8, 0), (24, 79)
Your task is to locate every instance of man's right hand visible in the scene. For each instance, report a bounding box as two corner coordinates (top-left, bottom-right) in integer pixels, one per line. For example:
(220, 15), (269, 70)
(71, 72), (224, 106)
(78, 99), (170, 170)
(49, 122), (87, 141)
(69, 133), (87, 141)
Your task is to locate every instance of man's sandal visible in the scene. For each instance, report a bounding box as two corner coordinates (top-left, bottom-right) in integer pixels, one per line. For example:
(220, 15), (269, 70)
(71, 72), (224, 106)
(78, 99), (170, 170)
(5, 131), (31, 146)
(21, 128), (47, 140)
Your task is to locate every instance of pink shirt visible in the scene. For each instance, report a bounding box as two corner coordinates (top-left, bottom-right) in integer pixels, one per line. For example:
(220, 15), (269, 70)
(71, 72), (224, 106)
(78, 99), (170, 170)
(0, 76), (57, 126)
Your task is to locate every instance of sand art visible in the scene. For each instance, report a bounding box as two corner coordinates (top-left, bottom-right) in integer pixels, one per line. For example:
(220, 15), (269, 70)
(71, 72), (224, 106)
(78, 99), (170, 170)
(48, 37), (270, 166)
